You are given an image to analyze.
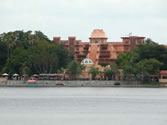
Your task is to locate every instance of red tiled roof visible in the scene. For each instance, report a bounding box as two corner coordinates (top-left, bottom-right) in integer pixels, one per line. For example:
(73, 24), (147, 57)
(160, 70), (167, 74)
(121, 36), (145, 39)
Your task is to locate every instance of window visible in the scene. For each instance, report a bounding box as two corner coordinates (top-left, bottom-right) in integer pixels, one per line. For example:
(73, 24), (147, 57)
(138, 40), (141, 44)
(125, 41), (129, 44)
(76, 41), (79, 44)
(85, 60), (88, 63)
(95, 40), (98, 43)
(101, 47), (107, 50)
(125, 47), (129, 50)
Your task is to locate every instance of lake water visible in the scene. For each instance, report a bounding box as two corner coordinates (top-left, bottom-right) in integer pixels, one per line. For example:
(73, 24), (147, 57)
(0, 87), (167, 125)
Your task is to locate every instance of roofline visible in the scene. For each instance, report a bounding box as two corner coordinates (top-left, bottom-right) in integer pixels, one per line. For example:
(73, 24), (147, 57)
(89, 37), (108, 39)
(121, 36), (145, 39)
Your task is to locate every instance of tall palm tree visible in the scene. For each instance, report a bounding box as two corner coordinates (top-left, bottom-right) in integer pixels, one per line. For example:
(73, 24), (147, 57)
(3, 32), (16, 58)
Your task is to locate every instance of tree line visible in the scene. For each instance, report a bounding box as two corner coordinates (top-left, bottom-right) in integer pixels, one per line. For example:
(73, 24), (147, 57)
(0, 31), (72, 77)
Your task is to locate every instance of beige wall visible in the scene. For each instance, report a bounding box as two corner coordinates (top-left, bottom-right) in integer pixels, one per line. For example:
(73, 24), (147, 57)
(159, 79), (167, 83)
(0, 77), (7, 84)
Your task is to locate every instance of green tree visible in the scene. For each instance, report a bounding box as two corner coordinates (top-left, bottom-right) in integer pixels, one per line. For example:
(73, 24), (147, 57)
(136, 58), (163, 76)
(144, 38), (156, 45)
(0, 30), (51, 59)
(116, 52), (138, 69)
(2, 39), (70, 75)
(80, 64), (86, 71)
(88, 65), (99, 80)
(135, 44), (167, 69)
(116, 41), (167, 76)
(1, 32), (17, 58)
(66, 60), (82, 79)
(2, 47), (30, 75)
(104, 68), (114, 80)
(0, 41), (8, 72)
(29, 41), (58, 73)
(123, 62), (138, 80)
(104, 63), (119, 80)
(52, 44), (71, 69)
(20, 64), (30, 76)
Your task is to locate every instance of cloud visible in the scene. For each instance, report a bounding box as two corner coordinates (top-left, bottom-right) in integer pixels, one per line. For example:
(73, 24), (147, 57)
(0, 0), (166, 44)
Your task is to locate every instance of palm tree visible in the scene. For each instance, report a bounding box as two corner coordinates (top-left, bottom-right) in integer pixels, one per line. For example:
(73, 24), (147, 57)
(19, 65), (30, 80)
(104, 63), (119, 80)
(4, 32), (16, 58)
(88, 65), (99, 80)
(66, 60), (82, 79)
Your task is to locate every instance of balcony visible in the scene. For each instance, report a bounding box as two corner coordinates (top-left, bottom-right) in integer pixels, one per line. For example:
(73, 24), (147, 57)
(75, 51), (79, 54)
(99, 50), (110, 54)
(116, 50), (124, 53)
(99, 55), (110, 58)
(77, 55), (87, 58)
(100, 48), (108, 50)
(101, 58), (111, 60)
(98, 58), (115, 61)
(100, 43), (108, 46)
(75, 44), (82, 47)
(75, 49), (79, 51)
(82, 50), (89, 54)
(84, 44), (90, 46)
(83, 47), (89, 50)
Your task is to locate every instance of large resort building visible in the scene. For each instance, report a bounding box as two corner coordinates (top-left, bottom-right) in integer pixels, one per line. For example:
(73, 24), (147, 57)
(53, 29), (145, 66)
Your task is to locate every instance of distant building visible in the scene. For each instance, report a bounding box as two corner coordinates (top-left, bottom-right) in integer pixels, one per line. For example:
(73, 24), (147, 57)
(53, 29), (145, 66)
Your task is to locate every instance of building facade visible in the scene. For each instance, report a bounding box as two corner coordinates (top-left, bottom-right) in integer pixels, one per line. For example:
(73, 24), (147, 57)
(53, 29), (145, 66)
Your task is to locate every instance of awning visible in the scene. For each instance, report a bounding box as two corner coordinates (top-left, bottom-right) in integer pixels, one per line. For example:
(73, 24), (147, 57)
(160, 70), (167, 74)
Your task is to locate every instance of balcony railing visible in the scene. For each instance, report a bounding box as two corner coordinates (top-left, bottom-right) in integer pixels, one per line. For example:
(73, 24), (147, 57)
(99, 55), (110, 58)
(99, 50), (110, 54)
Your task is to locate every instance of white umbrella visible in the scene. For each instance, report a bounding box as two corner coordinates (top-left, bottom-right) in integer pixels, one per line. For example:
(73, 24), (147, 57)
(2, 73), (9, 76)
(33, 74), (38, 77)
(13, 73), (19, 76)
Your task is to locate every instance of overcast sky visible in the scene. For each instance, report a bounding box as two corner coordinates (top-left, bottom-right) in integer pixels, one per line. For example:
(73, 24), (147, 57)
(1, 0), (166, 44)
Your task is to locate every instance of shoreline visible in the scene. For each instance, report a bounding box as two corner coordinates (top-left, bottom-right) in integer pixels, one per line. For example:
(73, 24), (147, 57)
(0, 80), (166, 88)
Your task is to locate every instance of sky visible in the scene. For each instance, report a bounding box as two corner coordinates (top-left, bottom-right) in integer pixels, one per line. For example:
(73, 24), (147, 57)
(0, 0), (167, 44)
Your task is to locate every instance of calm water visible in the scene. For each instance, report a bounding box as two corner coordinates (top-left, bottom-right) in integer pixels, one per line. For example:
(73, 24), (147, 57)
(0, 87), (167, 125)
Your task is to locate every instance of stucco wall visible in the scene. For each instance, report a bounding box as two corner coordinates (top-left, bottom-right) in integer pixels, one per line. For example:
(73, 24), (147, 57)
(0, 77), (7, 84)
(0, 80), (142, 87)
(159, 79), (167, 83)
